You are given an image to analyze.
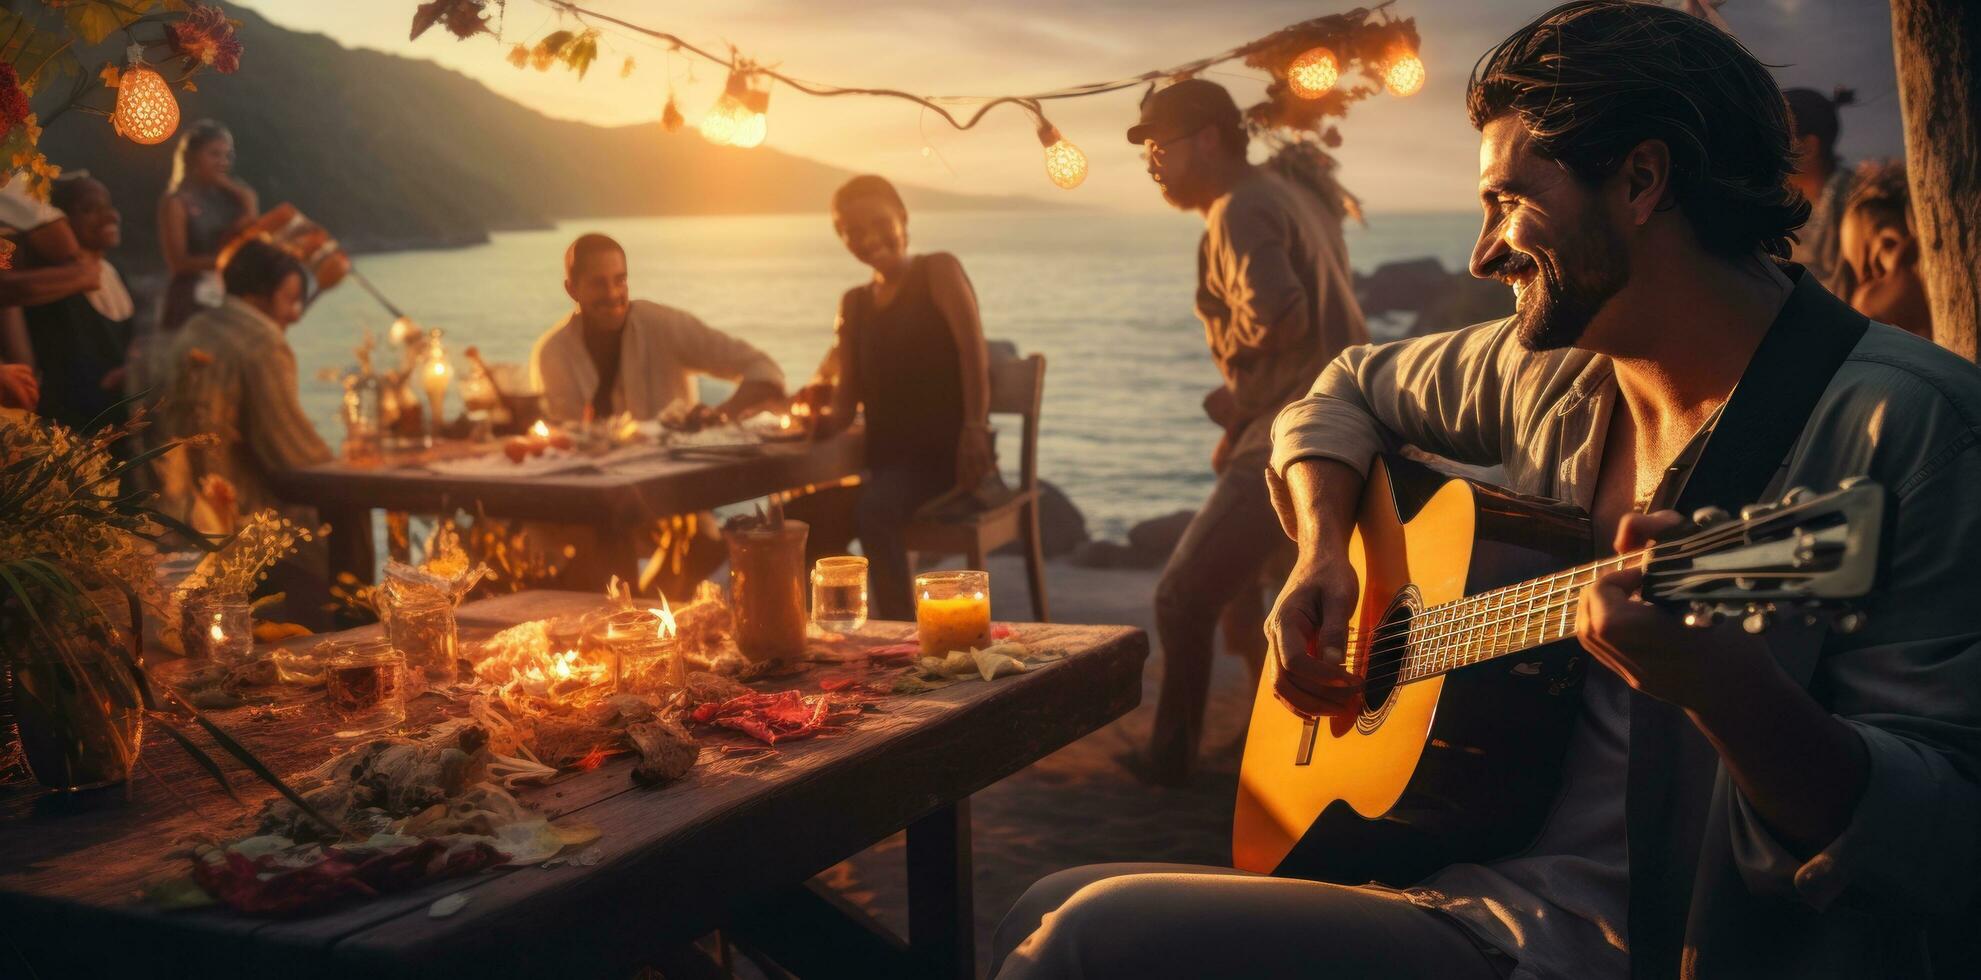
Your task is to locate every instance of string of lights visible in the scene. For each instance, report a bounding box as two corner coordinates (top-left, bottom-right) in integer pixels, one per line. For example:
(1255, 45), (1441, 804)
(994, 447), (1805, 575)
(424, 0), (1427, 190)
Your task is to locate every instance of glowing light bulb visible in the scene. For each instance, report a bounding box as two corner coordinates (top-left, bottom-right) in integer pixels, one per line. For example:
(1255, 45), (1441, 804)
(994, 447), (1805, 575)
(1287, 47), (1339, 99)
(1036, 122), (1088, 191)
(700, 68), (770, 148)
(1385, 53), (1426, 97)
(112, 58), (180, 146)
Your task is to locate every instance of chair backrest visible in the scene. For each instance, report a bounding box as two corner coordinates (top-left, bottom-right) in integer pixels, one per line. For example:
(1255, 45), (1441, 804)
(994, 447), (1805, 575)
(988, 352), (1046, 493)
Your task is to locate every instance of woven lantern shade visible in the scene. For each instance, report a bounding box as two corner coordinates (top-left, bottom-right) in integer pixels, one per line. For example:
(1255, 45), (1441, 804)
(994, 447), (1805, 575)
(113, 64), (180, 145)
(1287, 47), (1339, 100)
(1385, 53), (1426, 98)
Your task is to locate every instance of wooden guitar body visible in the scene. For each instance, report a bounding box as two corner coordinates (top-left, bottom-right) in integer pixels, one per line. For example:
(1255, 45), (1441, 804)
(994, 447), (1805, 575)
(1234, 455), (1591, 882)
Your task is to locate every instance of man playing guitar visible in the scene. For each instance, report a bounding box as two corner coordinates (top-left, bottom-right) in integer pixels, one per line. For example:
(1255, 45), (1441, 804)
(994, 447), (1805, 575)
(990, 3), (1981, 978)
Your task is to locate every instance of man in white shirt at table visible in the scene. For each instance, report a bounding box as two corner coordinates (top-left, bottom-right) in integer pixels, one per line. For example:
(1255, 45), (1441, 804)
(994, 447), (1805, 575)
(526, 232), (789, 597)
(530, 232), (785, 425)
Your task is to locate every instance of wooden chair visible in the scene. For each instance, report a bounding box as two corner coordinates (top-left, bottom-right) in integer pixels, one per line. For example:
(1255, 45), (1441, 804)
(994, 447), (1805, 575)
(902, 353), (1050, 621)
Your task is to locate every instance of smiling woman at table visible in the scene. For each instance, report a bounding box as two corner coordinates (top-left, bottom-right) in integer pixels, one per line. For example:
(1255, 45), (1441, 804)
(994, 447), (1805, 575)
(792, 175), (995, 620)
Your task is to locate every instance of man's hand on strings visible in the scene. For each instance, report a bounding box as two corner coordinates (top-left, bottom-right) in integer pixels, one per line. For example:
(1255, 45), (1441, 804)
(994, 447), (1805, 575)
(1266, 554), (1364, 718)
(1577, 510), (1775, 715)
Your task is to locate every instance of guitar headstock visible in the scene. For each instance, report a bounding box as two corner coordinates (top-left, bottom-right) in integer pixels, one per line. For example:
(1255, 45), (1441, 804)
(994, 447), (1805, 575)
(1644, 477), (1885, 635)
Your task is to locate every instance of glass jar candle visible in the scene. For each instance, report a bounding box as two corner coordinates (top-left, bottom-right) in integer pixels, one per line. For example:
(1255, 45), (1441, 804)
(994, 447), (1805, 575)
(811, 556), (869, 633)
(915, 570), (991, 655)
(181, 593), (253, 665)
(325, 639), (406, 735)
(584, 607), (673, 691)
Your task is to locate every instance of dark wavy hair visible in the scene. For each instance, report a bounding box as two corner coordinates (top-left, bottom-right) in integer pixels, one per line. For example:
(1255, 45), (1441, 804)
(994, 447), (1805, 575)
(1467, 1), (1809, 260)
(221, 238), (304, 300)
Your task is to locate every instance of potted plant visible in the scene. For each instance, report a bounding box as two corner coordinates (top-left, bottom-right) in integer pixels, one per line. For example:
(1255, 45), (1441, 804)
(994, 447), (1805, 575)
(0, 407), (214, 789)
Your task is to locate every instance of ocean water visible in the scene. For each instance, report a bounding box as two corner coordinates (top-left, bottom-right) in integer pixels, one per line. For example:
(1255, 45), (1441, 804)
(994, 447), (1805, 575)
(291, 210), (1482, 542)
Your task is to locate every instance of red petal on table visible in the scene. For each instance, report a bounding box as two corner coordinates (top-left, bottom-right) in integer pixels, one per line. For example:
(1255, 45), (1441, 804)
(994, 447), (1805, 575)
(992, 625), (1015, 640)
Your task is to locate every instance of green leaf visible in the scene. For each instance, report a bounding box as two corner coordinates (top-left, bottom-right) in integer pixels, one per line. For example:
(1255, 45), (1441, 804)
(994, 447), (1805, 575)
(162, 690), (344, 839)
(147, 714), (245, 807)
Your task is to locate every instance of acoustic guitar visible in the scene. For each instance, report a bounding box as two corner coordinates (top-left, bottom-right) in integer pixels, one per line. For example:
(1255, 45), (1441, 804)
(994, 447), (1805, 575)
(1234, 454), (1885, 882)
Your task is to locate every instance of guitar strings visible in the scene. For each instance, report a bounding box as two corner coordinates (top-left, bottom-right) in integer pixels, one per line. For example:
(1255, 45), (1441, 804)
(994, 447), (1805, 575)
(1294, 525), (1796, 690)
(1309, 520), (1749, 657)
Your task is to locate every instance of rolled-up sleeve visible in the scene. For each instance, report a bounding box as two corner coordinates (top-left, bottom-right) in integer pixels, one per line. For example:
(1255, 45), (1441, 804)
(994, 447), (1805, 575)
(1726, 446), (1981, 917)
(1270, 317), (1524, 478)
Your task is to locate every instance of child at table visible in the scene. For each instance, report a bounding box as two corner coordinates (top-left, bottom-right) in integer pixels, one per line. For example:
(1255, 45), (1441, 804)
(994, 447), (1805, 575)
(791, 176), (995, 620)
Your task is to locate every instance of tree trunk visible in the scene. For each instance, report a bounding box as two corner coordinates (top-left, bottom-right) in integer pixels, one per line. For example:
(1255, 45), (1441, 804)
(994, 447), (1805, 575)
(1891, 0), (1981, 361)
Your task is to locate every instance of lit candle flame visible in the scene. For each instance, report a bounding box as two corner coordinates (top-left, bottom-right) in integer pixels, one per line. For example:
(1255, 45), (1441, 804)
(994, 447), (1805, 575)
(792, 402), (812, 418)
(209, 622), (225, 642)
(531, 419), (551, 439)
(778, 414), (793, 430)
(651, 596), (678, 640)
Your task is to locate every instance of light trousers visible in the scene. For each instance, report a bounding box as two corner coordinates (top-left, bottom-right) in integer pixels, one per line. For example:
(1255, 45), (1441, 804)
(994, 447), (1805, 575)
(990, 863), (1512, 979)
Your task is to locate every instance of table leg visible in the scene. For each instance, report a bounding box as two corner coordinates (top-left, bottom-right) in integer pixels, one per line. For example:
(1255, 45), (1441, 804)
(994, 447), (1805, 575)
(321, 505), (376, 584)
(907, 798), (974, 980)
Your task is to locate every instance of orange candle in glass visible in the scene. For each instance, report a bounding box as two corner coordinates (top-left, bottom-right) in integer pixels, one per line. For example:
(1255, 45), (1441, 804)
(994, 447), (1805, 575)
(915, 570), (991, 655)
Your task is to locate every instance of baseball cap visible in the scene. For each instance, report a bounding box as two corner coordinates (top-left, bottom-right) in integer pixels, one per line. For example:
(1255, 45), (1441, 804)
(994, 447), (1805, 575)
(1126, 78), (1242, 145)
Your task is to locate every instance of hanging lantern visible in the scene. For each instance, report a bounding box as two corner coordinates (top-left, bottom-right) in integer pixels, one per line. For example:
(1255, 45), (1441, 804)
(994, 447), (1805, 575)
(661, 92), (684, 133)
(699, 68), (769, 148)
(1385, 52), (1426, 97)
(1036, 121), (1087, 191)
(1286, 47), (1339, 100)
(112, 49), (180, 146)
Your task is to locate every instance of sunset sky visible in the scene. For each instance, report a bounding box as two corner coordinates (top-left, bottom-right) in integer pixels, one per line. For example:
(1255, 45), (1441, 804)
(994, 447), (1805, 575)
(240, 0), (1904, 213)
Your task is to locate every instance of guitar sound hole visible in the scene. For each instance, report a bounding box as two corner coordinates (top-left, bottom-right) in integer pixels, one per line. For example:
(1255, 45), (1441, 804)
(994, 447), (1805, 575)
(1360, 594), (1417, 716)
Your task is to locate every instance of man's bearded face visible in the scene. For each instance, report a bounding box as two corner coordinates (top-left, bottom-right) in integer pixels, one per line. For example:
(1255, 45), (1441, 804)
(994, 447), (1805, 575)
(1470, 117), (1630, 351)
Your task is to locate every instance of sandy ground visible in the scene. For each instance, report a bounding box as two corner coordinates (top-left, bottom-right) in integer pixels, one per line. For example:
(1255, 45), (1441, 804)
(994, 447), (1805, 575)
(808, 552), (1263, 978)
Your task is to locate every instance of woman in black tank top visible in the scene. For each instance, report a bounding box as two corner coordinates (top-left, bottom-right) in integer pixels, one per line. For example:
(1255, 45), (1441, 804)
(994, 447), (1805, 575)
(795, 176), (994, 619)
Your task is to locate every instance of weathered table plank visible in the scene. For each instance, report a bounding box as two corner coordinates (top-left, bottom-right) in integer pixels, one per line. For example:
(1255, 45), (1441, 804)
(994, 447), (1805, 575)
(271, 433), (865, 528)
(0, 589), (1147, 979)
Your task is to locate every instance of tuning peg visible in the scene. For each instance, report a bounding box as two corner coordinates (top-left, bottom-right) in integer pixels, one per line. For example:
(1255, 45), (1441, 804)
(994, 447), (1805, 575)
(1690, 506), (1732, 528)
(1835, 610), (1867, 634)
(1838, 475), (1871, 490)
(1740, 502), (1779, 521)
(1742, 603), (1775, 634)
(1780, 485), (1814, 505)
(1684, 602), (1717, 629)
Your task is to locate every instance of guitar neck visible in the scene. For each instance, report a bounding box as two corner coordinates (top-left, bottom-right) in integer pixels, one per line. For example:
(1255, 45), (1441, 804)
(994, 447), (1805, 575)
(1392, 553), (1633, 684)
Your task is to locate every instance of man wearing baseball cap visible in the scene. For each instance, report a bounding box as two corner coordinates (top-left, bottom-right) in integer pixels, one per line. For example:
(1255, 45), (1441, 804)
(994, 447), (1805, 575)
(1127, 78), (1368, 786)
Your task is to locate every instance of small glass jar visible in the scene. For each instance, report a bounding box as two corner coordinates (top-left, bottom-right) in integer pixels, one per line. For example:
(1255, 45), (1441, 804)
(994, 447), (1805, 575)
(324, 638), (406, 735)
(915, 570), (992, 655)
(811, 556), (869, 633)
(380, 582), (459, 687)
(181, 593), (254, 666)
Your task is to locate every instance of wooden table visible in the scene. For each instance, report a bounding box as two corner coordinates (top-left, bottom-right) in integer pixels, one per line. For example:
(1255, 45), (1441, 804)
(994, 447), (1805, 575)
(0, 590), (1148, 980)
(271, 433), (865, 584)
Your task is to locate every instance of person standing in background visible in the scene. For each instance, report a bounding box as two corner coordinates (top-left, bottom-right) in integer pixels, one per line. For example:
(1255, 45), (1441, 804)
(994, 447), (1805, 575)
(1784, 87), (1856, 290)
(1126, 79), (1370, 786)
(156, 119), (258, 337)
(23, 175), (135, 440)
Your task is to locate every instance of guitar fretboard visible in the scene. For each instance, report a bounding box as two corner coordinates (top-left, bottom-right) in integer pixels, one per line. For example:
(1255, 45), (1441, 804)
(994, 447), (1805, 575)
(1390, 553), (1636, 683)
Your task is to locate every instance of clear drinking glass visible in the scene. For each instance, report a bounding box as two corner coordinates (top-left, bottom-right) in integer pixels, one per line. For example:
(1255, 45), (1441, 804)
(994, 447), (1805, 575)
(459, 371), (498, 444)
(325, 639), (406, 735)
(811, 556), (869, 632)
(915, 569), (992, 655)
(584, 606), (673, 691)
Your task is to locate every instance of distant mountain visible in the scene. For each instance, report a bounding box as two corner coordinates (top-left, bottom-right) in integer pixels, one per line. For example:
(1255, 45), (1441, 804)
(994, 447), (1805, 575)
(37, 6), (1041, 274)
